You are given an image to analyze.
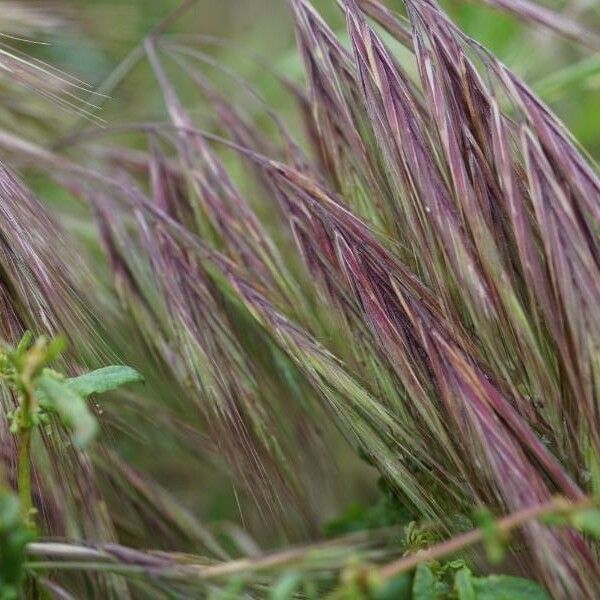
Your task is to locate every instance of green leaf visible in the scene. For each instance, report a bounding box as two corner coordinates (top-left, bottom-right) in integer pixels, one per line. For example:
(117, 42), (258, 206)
(65, 365), (144, 398)
(15, 332), (33, 357)
(270, 572), (303, 600)
(371, 573), (413, 600)
(37, 374), (98, 447)
(473, 575), (550, 600)
(570, 507), (600, 538)
(43, 336), (67, 365)
(0, 489), (35, 598)
(412, 564), (437, 600)
(454, 567), (475, 600)
(474, 507), (505, 564)
(219, 575), (247, 600)
(329, 580), (370, 600)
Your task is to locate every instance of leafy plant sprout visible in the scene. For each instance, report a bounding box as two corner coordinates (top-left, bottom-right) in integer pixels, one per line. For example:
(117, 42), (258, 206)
(0, 0), (600, 598)
(1, 332), (142, 532)
(3, 333), (63, 531)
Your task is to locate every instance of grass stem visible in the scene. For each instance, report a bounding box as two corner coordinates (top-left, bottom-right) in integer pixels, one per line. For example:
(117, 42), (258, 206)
(16, 381), (36, 532)
(378, 496), (592, 579)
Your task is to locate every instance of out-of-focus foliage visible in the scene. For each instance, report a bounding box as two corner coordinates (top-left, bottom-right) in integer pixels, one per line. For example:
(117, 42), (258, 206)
(0, 487), (32, 600)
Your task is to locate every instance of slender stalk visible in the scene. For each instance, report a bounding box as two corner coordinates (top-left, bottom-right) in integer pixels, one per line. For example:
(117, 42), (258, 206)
(378, 496), (592, 579)
(26, 499), (594, 585)
(17, 426), (33, 526)
(16, 383), (35, 531)
(27, 525), (395, 567)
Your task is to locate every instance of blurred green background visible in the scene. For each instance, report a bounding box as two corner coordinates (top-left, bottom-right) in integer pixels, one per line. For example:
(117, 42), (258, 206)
(25, 0), (600, 158)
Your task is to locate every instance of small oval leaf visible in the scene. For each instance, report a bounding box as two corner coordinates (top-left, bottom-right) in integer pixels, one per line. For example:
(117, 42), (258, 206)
(38, 375), (98, 448)
(473, 575), (550, 600)
(65, 365), (144, 398)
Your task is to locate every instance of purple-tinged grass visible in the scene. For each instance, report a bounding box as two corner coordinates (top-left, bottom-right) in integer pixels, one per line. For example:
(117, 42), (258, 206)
(2, 0), (600, 596)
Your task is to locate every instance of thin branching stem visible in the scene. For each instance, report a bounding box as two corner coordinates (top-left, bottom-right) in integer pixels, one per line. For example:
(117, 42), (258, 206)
(15, 372), (37, 531)
(378, 496), (593, 579)
(16, 416), (33, 530)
